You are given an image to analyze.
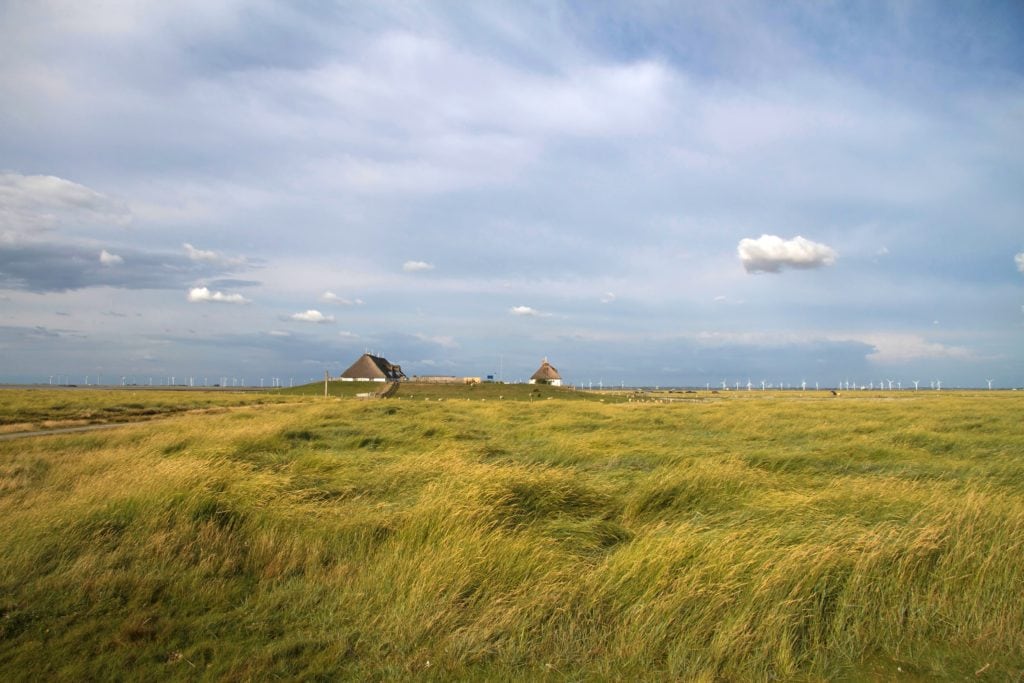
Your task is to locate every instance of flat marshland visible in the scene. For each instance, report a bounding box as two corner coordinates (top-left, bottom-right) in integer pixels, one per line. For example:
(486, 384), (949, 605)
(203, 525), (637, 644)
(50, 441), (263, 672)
(1, 387), (1022, 680)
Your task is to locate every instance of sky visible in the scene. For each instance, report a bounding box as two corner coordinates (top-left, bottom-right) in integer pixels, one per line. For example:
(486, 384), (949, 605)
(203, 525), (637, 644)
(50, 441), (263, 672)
(1, 0), (1023, 388)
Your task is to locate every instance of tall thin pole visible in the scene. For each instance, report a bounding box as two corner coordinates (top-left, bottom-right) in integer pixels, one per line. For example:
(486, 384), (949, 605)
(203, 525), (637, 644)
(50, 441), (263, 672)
(324, 370), (329, 397)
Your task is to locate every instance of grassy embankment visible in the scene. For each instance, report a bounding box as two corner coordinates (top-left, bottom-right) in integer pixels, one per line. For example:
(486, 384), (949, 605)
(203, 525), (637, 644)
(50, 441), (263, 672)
(1, 388), (1022, 679)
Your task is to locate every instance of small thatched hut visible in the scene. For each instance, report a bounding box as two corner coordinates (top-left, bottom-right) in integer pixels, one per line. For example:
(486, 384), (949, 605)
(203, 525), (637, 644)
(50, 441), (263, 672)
(340, 354), (406, 382)
(529, 358), (562, 386)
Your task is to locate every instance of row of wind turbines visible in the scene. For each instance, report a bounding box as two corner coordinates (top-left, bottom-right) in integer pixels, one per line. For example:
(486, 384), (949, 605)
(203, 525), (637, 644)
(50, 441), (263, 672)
(46, 375), (316, 388)
(700, 378), (1002, 391)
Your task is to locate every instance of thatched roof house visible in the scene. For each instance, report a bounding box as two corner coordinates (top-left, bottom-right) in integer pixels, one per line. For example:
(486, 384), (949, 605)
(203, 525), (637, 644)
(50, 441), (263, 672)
(340, 353), (406, 382)
(529, 358), (562, 386)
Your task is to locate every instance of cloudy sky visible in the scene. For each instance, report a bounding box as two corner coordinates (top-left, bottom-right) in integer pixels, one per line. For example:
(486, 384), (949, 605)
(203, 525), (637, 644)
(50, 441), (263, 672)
(1, 1), (1022, 387)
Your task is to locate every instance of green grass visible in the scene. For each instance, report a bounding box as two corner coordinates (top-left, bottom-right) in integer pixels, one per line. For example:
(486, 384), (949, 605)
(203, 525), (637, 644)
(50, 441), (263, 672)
(1, 390), (1022, 679)
(0, 387), (307, 431)
(277, 380), (394, 398)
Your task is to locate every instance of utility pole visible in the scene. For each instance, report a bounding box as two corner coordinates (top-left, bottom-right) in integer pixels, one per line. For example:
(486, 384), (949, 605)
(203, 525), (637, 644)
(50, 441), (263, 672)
(324, 370), (329, 397)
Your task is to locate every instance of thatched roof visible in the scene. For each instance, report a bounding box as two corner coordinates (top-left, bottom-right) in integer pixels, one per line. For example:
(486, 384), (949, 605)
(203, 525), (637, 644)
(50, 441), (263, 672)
(341, 354), (406, 380)
(530, 358), (561, 381)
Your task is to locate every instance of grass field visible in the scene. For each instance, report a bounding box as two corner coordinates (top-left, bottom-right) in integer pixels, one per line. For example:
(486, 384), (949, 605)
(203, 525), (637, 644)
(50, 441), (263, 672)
(0, 387), (310, 433)
(1, 387), (1022, 680)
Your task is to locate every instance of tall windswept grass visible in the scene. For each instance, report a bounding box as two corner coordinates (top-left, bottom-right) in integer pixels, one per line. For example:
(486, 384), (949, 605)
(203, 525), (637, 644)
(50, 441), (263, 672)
(1, 390), (1022, 679)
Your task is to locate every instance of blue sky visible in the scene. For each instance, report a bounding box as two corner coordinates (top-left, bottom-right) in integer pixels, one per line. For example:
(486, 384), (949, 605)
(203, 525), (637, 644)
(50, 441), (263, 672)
(1, 1), (1022, 387)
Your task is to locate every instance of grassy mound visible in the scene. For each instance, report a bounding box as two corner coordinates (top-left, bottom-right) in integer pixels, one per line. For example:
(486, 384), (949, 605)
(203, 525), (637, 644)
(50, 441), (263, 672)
(279, 380), (626, 402)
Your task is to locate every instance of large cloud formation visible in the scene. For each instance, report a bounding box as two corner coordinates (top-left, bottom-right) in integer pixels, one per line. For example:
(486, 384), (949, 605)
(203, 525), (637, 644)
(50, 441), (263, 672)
(738, 235), (838, 274)
(0, 172), (130, 236)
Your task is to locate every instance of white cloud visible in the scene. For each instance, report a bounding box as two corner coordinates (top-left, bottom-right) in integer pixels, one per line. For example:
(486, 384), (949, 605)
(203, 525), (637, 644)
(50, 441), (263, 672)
(186, 286), (249, 304)
(414, 332), (458, 348)
(338, 330), (358, 339)
(861, 333), (974, 363)
(1015, 252), (1024, 273)
(403, 260), (435, 272)
(0, 172), (130, 235)
(268, 330), (290, 337)
(600, 292), (616, 304)
(321, 291), (363, 306)
(183, 242), (218, 262)
(99, 249), (123, 265)
(290, 309), (334, 323)
(738, 234), (838, 273)
(510, 305), (541, 316)
(183, 242), (246, 267)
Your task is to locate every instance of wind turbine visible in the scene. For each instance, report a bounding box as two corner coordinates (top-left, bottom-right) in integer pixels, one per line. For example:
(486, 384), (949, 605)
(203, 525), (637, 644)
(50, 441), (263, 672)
(913, 380), (919, 390)
(936, 380), (942, 391)
(986, 379), (994, 390)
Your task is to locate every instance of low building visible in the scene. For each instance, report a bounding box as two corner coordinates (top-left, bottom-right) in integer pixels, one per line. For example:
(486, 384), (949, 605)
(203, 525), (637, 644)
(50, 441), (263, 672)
(412, 376), (482, 384)
(340, 354), (406, 382)
(529, 358), (562, 386)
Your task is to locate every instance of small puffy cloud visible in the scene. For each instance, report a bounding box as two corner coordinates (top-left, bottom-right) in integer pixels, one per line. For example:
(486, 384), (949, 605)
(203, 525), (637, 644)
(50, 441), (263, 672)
(510, 305), (540, 316)
(1015, 252), (1024, 273)
(290, 309), (334, 323)
(321, 291), (363, 306)
(600, 292), (616, 304)
(183, 243), (217, 262)
(186, 286), (249, 304)
(738, 234), (838, 273)
(268, 330), (291, 337)
(99, 249), (123, 266)
(183, 242), (246, 267)
(402, 260), (435, 272)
